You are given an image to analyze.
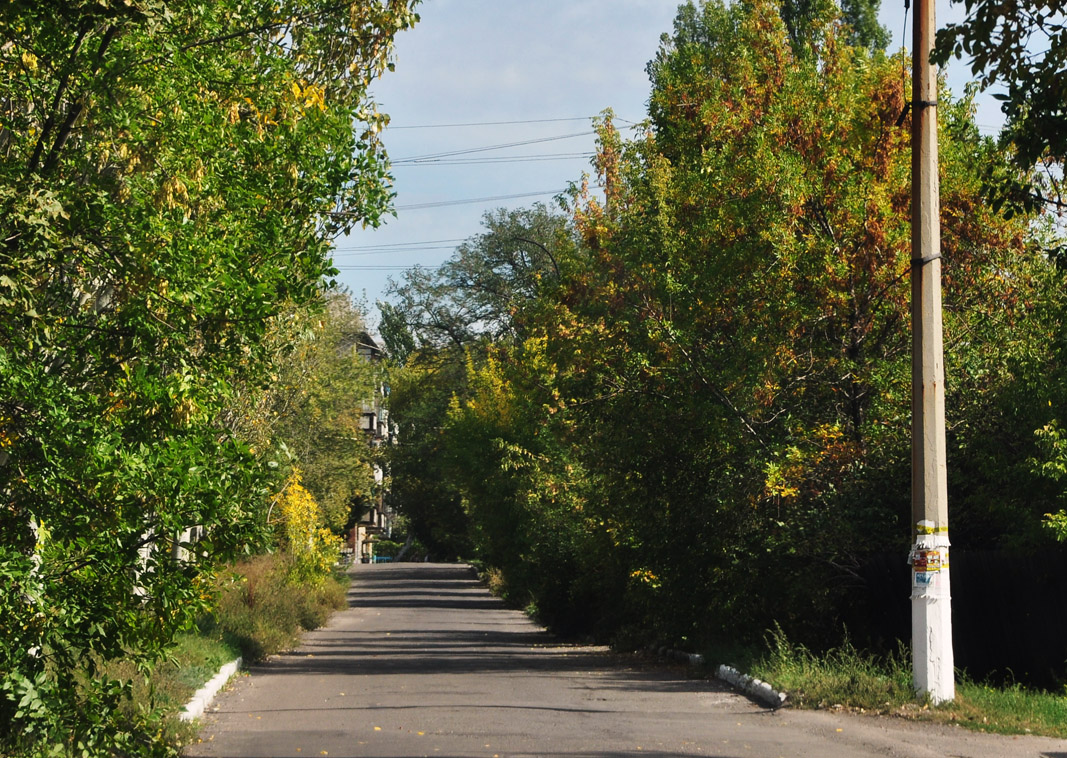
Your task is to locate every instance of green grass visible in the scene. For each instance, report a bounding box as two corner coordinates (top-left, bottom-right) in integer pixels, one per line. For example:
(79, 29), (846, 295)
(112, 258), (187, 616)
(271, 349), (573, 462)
(111, 554), (350, 751)
(947, 680), (1067, 738)
(3, 555), (351, 758)
(742, 627), (1067, 739)
(748, 627), (914, 710)
(127, 632), (241, 714)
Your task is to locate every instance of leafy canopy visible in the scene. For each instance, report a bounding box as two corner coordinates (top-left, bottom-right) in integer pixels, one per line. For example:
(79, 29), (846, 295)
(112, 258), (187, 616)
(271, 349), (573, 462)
(0, 0), (417, 753)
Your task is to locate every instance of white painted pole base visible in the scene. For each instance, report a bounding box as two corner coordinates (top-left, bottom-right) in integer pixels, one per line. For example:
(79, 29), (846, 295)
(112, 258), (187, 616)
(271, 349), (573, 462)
(911, 530), (954, 703)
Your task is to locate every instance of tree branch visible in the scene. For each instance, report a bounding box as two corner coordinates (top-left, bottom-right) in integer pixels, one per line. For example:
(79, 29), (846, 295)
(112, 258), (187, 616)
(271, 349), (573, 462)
(27, 21), (91, 175)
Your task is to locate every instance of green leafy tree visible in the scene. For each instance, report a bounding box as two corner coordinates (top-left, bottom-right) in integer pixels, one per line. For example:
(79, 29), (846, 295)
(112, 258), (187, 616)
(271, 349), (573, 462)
(933, 0), (1067, 210)
(0, 0), (417, 753)
(379, 204), (574, 559)
(382, 203), (572, 352)
(271, 292), (380, 532)
(406, 0), (1053, 653)
(224, 289), (381, 532)
(932, 1), (1067, 537)
(568, 0), (1049, 645)
(383, 348), (474, 560)
(771, 0), (889, 55)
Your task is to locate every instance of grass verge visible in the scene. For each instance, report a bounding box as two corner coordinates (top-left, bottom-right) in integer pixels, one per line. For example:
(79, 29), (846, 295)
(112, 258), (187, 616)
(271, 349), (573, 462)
(114, 554), (350, 751)
(743, 627), (1067, 739)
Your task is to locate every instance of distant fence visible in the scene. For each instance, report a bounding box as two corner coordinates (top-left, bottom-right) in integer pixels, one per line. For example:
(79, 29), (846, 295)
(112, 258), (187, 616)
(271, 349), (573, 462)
(844, 546), (1067, 688)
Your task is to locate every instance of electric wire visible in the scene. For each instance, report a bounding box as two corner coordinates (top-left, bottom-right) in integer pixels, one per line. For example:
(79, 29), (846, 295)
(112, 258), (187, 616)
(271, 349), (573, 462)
(392, 131), (595, 164)
(395, 188), (568, 211)
(333, 245), (459, 257)
(392, 152), (595, 167)
(333, 265), (446, 271)
(386, 116), (639, 129)
(335, 237), (466, 250)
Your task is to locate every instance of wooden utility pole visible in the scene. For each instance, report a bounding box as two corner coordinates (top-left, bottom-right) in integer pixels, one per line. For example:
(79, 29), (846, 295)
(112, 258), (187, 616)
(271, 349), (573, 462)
(910, 0), (954, 704)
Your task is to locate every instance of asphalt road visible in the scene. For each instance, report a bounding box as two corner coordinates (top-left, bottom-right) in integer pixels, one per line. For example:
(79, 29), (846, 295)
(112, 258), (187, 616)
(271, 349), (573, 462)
(186, 563), (1067, 758)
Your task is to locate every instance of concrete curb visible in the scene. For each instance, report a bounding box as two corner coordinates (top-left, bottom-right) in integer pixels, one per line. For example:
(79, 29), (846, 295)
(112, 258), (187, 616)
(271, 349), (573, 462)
(179, 657), (243, 722)
(649, 646), (786, 709)
(716, 664), (788, 709)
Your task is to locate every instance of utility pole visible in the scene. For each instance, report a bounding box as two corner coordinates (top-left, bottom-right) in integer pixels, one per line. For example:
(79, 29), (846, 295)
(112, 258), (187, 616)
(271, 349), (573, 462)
(910, 0), (954, 704)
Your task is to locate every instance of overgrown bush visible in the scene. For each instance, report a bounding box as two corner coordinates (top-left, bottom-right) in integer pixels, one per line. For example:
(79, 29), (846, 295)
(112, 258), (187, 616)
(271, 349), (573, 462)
(210, 554), (348, 662)
(275, 473), (344, 584)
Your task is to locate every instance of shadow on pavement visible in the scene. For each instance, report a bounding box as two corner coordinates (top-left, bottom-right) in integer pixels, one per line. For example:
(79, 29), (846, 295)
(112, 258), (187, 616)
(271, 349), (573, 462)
(242, 563), (726, 696)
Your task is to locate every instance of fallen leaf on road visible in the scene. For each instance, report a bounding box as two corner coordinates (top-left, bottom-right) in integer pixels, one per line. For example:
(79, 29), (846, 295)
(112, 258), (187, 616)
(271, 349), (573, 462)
(374, 726), (382, 731)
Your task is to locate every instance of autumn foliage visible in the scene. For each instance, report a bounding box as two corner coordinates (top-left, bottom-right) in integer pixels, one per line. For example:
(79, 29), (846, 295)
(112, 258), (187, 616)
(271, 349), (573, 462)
(385, 0), (1066, 665)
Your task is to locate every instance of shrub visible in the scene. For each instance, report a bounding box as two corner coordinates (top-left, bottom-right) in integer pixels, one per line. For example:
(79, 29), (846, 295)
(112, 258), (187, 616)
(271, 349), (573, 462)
(211, 554), (348, 662)
(276, 473), (344, 584)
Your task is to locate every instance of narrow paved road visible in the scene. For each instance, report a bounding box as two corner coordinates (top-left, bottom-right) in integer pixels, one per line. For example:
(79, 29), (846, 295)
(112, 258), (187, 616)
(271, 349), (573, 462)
(187, 563), (1066, 758)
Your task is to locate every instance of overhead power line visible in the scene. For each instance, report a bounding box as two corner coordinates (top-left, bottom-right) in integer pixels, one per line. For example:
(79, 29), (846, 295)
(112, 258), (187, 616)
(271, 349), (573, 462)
(335, 235), (465, 250)
(337, 237), (466, 249)
(333, 265), (445, 271)
(333, 237), (465, 257)
(333, 245), (458, 257)
(388, 117), (595, 129)
(394, 151), (595, 167)
(386, 116), (640, 129)
(393, 131), (595, 164)
(395, 189), (568, 211)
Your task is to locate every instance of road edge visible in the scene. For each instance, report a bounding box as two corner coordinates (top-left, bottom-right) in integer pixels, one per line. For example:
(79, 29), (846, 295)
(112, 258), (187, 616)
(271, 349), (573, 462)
(179, 657), (243, 722)
(716, 663), (788, 709)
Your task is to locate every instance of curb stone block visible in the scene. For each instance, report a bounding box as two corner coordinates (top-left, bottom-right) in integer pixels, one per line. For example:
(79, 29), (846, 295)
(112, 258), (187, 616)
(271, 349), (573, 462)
(716, 664), (788, 709)
(179, 657), (243, 722)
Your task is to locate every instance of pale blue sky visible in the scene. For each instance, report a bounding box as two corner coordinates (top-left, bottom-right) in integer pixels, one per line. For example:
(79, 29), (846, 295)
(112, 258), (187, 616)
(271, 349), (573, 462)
(335, 0), (1004, 321)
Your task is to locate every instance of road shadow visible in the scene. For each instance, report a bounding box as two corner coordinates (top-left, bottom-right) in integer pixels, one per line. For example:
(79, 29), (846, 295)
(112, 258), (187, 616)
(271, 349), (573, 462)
(245, 563), (727, 696)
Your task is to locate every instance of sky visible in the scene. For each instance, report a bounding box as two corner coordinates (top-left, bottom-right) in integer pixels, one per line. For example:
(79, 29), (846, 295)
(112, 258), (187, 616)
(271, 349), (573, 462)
(334, 0), (1006, 324)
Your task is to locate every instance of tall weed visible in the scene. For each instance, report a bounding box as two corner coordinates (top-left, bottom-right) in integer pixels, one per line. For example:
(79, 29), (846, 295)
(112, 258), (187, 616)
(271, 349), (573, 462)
(751, 626), (913, 709)
(209, 554), (348, 661)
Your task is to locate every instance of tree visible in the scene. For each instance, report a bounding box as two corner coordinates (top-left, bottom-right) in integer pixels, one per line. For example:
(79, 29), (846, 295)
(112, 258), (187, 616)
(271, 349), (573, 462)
(0, 1), (417, 753)
(379, 204), (574, 560)
(933, 0), (1067, 209)
(569, 0), (1057, 648)
(382, 203), (573, 354)
(932, 0), (1067, 540)
(226, 290), (381, 532)
(406, 0), (1053, 653)
(773, 0), (889, 55)
(593, 0), (1049, 644)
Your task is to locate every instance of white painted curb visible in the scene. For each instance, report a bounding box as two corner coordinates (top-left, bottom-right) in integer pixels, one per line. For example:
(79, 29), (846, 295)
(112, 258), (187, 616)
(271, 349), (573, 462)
(179, 657), (242, 722)
(716, 664), (787, 709)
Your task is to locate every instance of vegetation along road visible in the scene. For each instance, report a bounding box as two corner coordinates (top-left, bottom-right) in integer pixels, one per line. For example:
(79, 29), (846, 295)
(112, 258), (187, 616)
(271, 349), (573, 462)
(186, 564), (1066, 758)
